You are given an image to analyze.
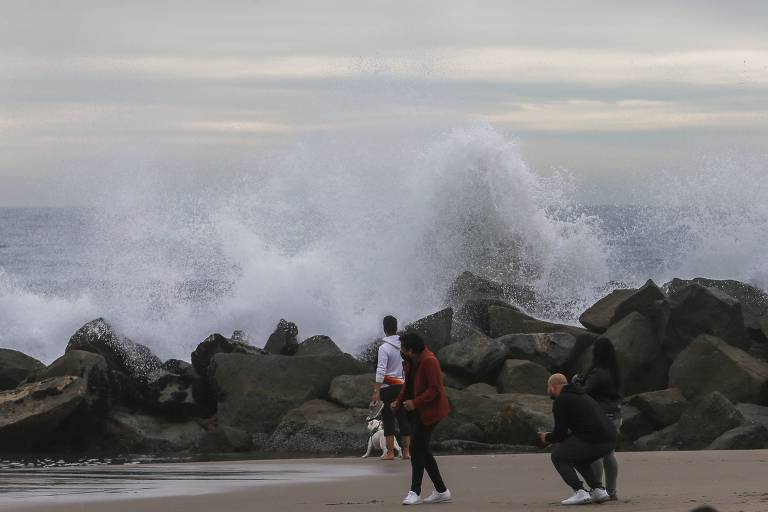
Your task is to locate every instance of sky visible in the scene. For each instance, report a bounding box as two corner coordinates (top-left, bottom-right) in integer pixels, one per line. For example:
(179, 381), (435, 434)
(1, 0), (767, 206)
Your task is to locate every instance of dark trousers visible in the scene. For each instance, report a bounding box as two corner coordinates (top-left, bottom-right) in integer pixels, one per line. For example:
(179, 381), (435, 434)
(380, 385), (410, 437)
(409, 414), (446, 495)
(551, 436), (615, 492)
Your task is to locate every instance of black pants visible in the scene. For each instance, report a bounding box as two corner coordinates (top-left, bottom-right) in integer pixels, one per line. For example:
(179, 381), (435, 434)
(380, 385), (410, 437)
(551, 436), (615, 491)
(409, 414), (446, 495)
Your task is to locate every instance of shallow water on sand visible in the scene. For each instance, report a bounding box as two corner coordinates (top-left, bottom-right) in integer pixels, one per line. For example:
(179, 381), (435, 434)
(0, 461), (375, 507)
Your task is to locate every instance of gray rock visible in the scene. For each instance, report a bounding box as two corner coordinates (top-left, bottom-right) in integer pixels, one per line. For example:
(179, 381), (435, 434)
(161, 359), (192, 374)
(211, 352), (368, 433)
(736, 403), (768, 429)
(451, 320), (485, 345)
(677, 392), (747, 449)
(437, 336), (507, 383)
(66, 318), (161, 382)
(196, 426), (253, 453)
(264, 319), (299, 355)
(496, 332), (578, 371)
(446, 271), (512, 307)
(264, 400), (367, 455)
(579, 280), (665, 333)
(669, 335), (768, 404)
(465, 383), (498, 395)
(664, 277), (768, 340)
(627, 388), (688, 430)
(663, 283), (750, 357)
(619, 405), (658, 441)
(405, 308), (454, 352)
(598, 312), (668, 395)
(460, 300), (521, 335)
(147, 370), (209, 420)
(329, 374), (373, 409)
(632, 423), (681, 451)
(294, 335), (343, 357)
(104, 407), (206, 452)
(190, 332), (265, 380)
(707, 423), (768, 450)
(442, 371), (470, 390)
(0, 376), (87, 450)
(496, 359), (550, 395)
(0, 349), (45, 391)
(31, 350), (111, 410)
(434, 388), (553, 446)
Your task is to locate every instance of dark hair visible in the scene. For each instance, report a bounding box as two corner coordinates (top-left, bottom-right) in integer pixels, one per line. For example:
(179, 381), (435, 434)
(400, 331), (425, 353)
(383, 315), (398, 335)
(590, 338), (621, 388)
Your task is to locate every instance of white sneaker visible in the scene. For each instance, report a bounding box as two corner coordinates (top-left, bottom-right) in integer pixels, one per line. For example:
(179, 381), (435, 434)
(423, 489), (452, 504)
(590, 488), (610, 503)
(561, 489), (592, 505)
(403, 491), (422, 505)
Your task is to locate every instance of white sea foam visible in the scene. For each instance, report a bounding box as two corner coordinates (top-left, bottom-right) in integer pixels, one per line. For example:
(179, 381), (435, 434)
(0, 127), (765, 362)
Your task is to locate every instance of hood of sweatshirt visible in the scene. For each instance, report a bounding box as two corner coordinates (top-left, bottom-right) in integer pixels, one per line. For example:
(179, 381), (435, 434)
(382, 335), (401, 349)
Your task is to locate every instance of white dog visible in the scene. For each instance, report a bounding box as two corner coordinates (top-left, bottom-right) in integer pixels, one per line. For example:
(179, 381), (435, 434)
(362, 419), (402, 459)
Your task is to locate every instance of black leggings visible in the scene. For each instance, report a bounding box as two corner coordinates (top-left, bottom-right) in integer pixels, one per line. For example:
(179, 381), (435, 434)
(380, 385), (410, 437)
(409, 414), (446, 495)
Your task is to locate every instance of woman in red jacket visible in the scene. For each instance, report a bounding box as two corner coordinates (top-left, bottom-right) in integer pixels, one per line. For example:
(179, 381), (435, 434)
(392, 332), (452, 505)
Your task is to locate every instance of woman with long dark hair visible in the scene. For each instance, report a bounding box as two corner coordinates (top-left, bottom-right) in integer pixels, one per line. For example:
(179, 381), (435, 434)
(575, 338), (622, 501)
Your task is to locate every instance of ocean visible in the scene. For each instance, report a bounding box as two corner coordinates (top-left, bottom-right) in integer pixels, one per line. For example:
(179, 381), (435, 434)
(1, 126), (766, 363)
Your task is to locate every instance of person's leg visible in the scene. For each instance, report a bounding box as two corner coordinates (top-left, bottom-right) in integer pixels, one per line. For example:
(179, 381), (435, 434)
(590, 457), (604, 488)
(550, 438), (588, 492)
(409, 415), (427, 495)
(379, 385), (401, 459)
(396, 405), (411, 459)
(603, 451), (618, 494)
(420, 420), (447, 493)
(574, 442), (615, 490)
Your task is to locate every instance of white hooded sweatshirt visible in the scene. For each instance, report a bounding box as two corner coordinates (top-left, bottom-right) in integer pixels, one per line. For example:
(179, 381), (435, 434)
(375, 335), (405, 388)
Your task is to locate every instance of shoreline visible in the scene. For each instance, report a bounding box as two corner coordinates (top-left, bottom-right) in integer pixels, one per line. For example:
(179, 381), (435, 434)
(5, 450), (768, 512)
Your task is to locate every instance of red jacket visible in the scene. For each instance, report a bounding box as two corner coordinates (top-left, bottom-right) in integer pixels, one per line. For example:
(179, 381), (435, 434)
(396, 349), (451, 426)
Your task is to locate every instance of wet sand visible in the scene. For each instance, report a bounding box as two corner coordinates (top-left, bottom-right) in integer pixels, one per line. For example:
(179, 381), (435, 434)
(5, 450), (768, 512)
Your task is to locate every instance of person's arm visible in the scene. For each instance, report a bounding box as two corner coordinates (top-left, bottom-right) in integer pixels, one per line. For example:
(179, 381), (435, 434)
(412, 358), (441, 408)
(545, 397), (570, 444)
(372, 344), (388, 402)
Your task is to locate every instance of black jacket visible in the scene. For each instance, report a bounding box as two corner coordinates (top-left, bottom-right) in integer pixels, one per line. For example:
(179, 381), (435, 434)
(580, 367), (621, 414)
(545, 384), (618, 445)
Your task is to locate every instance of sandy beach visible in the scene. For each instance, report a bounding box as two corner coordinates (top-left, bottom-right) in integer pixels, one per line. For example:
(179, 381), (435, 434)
(4, 450), (767, 512)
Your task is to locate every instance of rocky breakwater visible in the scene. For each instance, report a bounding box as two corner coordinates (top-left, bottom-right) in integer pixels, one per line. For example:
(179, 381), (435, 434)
(1, 271), (767, 458)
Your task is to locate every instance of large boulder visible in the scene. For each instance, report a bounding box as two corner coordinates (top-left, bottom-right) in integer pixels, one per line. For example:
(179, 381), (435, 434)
(579, 280), (665, 333)
(211, 352), (368, 433)
(195, 425), (254, 453)
(626, 388), (688, 430)
(632, 423), (681, 451)
(437, 336), (507, 383)
(0, 349), (45, 391)
(294, 336), (343, 357)
(190, 332), (265, 380)
(663, 284), (750, 357)
(434, 388), (553, 446)
(103, 407), (206, 452)
(147, 369), (210, 421)
(328, 374), (373, 409)
(66, 318), (162, 382)
(31, 350), (111, 410)
(459, 300), (521, 336)
(707, 423), (768, 450)
(677, 391), (748, 449)
(0, 376), (88, 450)
(598, 312), (668, 395)
(264, 400), (367, 455)
(619, 405), (658, 441)
(405, 308), (454, 352)
(665, 278), (768, 340)
(496, 359), (550, 395)
(447, 271), (534, 309)
(496, 332), (578, 372)
(263, 319), (299, 355)
(669, 335), (768, 404)
(451, 320), (485, 345)
(736, 403), (768, 429)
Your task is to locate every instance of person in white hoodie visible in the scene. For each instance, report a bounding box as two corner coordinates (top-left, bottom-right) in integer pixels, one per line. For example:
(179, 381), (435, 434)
(371, 315), (411, 460)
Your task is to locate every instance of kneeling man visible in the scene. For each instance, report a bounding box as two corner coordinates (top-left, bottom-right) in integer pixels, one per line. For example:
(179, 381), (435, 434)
(539, 373), (617, 506)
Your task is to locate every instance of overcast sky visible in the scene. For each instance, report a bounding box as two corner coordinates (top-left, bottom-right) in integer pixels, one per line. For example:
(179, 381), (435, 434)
(2, 1), (767, 206)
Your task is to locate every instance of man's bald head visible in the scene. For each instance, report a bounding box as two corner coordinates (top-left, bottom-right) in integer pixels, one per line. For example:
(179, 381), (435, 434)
(547, 373), (568, 398)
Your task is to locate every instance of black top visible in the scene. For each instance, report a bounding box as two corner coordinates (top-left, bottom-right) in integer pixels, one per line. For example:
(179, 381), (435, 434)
(545, 384), (618, 445)
(580, 367), (621, 414)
